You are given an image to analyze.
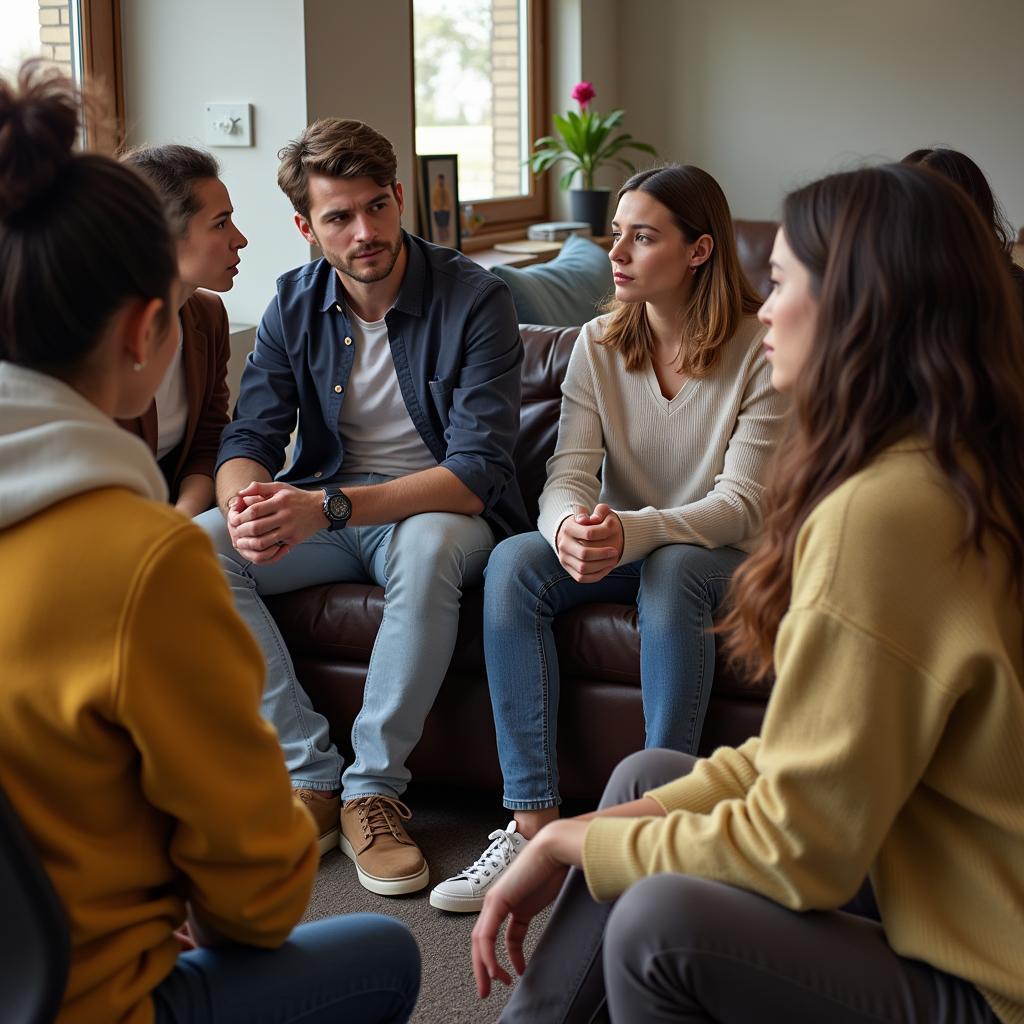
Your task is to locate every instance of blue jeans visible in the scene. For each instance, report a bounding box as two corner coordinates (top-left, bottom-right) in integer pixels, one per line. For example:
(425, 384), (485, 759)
(153, 915), (420, 1023)
(483, 531), (745, 809)
(196, 474), (494, 799)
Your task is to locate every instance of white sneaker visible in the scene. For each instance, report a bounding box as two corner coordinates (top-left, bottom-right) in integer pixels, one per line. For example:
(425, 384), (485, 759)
(429, 821), (527, 913)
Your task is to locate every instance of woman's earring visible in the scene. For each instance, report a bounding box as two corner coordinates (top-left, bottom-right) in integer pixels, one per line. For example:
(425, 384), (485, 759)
(132, 360), (146, 372)
(690, 265), (698, 275)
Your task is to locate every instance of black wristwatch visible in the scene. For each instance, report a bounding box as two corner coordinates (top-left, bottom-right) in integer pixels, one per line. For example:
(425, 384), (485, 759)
(321, 486), (352, 531)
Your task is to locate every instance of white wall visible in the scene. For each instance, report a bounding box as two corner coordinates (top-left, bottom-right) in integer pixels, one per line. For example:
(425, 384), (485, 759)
(123, 0), (311, 328)
(619, 0), (1024, 230)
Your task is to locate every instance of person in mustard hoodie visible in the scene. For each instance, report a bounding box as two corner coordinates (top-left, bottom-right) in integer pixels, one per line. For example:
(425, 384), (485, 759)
(0, 62), (419, 1024)
(471, 164), (1024, 1022)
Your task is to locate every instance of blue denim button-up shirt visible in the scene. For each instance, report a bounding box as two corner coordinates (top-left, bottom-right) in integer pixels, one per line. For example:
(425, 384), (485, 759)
(217, 232), (529, 538)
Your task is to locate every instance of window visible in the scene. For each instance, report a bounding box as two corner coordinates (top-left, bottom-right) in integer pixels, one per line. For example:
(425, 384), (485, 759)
(413, 0), (547, 238)
(0, 0), (122, 148)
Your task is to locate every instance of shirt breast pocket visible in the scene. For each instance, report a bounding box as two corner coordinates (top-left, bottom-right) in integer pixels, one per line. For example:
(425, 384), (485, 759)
(428, 375), (455, 427)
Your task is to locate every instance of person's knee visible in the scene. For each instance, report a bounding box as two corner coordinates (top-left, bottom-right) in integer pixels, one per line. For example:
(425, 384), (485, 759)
(320, 914), (421, 1013)
(484, 532), (557, 616)
(605, 874), (711, 965)
(600, 748), (696, 808)
(641, 543), (712, 603)
(486, 531), (550, 580)
(194, 507), (246, 573)
(388, 512), (491, 584)
(359, 914), (420, 971)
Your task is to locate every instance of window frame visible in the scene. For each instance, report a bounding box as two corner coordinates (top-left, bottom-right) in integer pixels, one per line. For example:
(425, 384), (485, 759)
(411, 0), (548, 246)
(78, 0), (124, 148)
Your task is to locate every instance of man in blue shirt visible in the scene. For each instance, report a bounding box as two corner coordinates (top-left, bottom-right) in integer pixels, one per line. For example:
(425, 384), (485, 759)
(198, 118), (528, 896)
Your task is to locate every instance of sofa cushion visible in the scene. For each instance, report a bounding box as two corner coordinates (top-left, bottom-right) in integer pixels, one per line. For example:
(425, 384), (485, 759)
(492, 234), (613, 326)
(516, 324), (579, 521)
(734, 219), (779, 300)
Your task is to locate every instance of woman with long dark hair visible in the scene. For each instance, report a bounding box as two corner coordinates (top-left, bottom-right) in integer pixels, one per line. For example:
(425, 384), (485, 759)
(470, 162), (1024, 1023)
(901, 146), (1024, 311)
(431, 165), (785, 913)
(118, 144), (247, 517)
(0, 62), (419, 1024)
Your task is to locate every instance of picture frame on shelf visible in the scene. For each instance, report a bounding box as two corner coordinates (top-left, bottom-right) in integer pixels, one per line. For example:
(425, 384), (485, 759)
(418, 153), (461, 250)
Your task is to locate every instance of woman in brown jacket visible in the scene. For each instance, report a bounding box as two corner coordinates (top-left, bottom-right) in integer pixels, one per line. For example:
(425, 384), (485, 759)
(119, 145), (247, 516)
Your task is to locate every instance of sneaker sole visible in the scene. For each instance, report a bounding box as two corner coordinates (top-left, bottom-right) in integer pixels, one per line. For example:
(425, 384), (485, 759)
(429, 888), (484, 913)
(317, 828), (340, 858)
(339, 835), (430, 895)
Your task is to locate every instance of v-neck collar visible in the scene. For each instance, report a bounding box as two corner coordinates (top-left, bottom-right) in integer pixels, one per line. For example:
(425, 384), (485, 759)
(641, 357), (698, 412)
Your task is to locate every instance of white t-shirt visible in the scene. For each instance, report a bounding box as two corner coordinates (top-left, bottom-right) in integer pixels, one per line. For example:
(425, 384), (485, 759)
(337, 310), (436, 477)
(154, 318), (187, 461)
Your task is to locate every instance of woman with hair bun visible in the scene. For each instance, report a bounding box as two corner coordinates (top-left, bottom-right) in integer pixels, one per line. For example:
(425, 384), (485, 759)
(432, 164), (786, 914)
(471, 163), (1024, 1023)
(0, 61), (419, 1024)
(118, 144), (247, 517)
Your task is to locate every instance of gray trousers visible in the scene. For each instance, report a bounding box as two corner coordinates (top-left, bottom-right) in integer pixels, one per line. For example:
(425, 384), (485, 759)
(500, 748), (998, 1024)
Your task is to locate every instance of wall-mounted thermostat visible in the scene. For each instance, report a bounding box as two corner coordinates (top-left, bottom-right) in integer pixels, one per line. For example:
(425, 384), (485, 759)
(204, 103), (253, 147)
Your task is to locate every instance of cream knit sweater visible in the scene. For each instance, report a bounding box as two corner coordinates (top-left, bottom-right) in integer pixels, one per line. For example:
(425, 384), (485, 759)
(536, 313), (787, 564)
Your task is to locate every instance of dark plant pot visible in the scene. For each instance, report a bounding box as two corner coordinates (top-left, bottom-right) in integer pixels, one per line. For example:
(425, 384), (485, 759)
(569, 189), (611, 236)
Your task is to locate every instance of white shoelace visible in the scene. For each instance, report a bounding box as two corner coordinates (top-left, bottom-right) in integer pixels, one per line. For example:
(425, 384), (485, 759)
(458, 827), (520, 884)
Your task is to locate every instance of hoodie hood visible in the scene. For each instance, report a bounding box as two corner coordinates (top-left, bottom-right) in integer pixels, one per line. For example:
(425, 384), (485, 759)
(0, 361), (168, 530)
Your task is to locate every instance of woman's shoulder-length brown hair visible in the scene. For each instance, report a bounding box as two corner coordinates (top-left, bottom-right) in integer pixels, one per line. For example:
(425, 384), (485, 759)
(598, 164), (763, 377)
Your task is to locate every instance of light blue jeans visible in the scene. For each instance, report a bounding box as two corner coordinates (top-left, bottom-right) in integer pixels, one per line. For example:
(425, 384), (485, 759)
(153, 914), (420, 1023)
(483, 531), (746, 809)
(196, 474), (494, 799)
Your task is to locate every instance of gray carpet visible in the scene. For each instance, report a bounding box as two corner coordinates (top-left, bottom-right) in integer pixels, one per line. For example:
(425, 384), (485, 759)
(302, 785), (590, 1023)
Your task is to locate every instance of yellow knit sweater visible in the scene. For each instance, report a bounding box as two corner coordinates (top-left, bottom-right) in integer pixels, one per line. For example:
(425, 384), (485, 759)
(0, 490), (318, 1024)
(583, 441), (1024, 1023)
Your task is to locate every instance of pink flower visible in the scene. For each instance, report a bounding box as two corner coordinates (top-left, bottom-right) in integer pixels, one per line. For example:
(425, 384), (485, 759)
(571, 81), (596, 110)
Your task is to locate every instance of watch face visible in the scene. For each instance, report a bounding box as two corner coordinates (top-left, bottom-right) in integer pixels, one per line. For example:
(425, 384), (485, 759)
(327, 493), (351, 521)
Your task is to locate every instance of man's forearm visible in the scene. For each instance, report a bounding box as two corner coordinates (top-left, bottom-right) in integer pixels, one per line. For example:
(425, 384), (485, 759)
(215, 458), (272, 516)
(346, 465), (483, 526)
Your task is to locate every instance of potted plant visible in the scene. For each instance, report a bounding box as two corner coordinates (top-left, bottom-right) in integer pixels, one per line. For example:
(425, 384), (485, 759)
(527, 81), (658, 235)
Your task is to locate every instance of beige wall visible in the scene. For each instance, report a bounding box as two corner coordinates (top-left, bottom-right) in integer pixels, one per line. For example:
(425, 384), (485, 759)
(122, 0), (416, 331)
(547, 0), (623, 219)
(303, 0), (416, 208)
(125, 0), (1023, 303)
(122, 0), (310, 328)
(619, 0), (1024, 230)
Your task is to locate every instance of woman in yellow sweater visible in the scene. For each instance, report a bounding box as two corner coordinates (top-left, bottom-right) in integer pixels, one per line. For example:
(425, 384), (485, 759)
(0, 63), (419, 1024)
(471, 163), (1024, 1022)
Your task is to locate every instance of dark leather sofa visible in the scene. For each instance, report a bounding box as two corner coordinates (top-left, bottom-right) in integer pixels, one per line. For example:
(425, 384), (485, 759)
(266, 219), (780, 801)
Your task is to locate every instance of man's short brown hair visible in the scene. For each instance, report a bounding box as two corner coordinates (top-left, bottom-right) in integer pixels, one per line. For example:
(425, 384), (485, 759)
(277, 119), (397, 219)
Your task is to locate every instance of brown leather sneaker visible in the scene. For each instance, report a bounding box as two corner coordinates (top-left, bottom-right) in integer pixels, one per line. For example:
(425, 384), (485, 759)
(295, 788), (340, 857)
(339, 796), (429, 895)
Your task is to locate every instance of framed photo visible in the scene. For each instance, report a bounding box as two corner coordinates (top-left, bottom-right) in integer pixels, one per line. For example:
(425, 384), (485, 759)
(419, 154), (461, 250)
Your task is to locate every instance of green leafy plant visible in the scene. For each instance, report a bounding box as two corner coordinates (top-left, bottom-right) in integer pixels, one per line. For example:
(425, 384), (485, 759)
(527, 81), (658, 191)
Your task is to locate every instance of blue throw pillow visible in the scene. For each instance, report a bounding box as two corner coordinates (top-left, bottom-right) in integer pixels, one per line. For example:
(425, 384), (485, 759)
(491, 234), (613, 327)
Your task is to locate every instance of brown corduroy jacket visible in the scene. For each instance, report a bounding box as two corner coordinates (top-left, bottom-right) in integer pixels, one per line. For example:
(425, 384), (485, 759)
(118, 288), (230, 502)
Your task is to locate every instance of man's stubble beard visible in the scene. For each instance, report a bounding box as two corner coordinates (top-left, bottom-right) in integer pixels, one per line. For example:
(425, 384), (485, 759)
(322, 233), (404, 285)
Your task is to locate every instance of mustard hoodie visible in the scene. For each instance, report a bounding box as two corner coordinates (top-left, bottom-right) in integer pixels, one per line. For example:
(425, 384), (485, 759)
(0, 361), (317, 1024)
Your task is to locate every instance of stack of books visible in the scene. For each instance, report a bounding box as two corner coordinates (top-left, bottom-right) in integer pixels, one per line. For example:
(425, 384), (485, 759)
(527, 221), (593, 241)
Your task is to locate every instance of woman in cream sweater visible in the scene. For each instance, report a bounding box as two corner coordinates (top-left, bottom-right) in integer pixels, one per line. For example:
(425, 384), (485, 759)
(431, 165), (786, 913)
(0, 62), (418, 1024)
(471, 164), (1024, 1023)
